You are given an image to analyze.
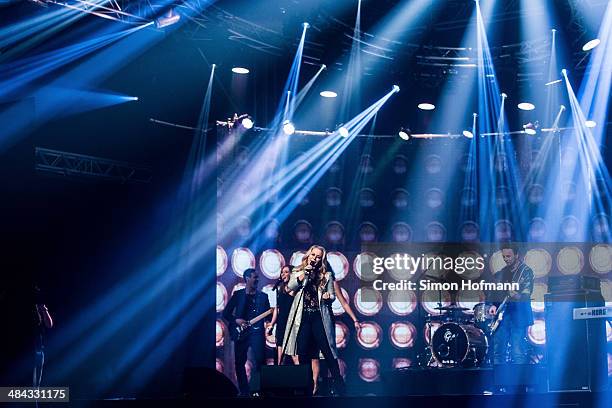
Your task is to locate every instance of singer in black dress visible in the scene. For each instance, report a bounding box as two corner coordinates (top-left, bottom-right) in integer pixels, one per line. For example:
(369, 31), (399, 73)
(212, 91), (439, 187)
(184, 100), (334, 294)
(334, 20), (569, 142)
(268, 265), (296, 364)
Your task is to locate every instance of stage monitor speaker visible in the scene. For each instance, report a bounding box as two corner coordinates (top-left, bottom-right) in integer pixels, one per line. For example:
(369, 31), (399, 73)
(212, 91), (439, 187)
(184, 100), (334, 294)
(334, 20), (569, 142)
(544, 291), (607, 392)
(182, 367), (238, 398)
(260, 365), (311, 396)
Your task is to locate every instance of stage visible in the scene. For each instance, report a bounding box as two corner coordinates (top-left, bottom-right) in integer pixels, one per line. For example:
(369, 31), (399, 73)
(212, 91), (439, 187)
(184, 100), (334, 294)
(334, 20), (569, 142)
(34, 392), (611, 408)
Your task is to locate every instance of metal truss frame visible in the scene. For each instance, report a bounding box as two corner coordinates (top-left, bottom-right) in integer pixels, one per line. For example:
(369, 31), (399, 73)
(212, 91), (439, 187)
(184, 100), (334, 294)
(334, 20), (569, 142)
(35, 147), (152, 184)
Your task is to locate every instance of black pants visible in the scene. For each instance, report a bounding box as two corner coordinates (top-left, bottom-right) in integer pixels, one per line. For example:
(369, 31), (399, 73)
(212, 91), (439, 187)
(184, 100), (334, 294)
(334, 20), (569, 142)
(234, 331), (265, 394)
(297, 310), (341, 380)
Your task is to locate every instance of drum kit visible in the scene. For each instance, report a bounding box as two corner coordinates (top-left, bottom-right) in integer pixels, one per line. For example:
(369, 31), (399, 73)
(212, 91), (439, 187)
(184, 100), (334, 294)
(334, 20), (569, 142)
(421, 303), (493, 368)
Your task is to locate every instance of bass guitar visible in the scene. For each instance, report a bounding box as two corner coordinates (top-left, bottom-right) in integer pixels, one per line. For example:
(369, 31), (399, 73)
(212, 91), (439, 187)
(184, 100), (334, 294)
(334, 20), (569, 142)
(229, 309), (273, 341)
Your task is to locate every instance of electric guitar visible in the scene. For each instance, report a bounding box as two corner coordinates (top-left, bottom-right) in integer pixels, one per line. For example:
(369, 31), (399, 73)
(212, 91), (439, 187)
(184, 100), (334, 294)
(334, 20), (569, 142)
(489, 295), (509, 334)
(229, 309), (273, 341)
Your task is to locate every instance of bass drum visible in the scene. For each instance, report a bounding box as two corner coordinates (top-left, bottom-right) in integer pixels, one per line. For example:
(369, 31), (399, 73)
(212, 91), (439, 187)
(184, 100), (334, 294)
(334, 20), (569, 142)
(431, 322), (488, 367)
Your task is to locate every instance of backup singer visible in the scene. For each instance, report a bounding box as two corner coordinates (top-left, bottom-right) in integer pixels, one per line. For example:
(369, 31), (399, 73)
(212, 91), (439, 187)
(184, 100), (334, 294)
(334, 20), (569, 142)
(488, 244), (534, 365)
(268, 266), (298, 365)
(223, 268), (271, 396)
(282, 245), (345, 395)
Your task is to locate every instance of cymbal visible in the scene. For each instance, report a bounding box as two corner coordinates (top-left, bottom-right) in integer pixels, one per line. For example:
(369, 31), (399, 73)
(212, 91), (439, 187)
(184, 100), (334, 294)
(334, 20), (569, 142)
(435, 305), (469, 311)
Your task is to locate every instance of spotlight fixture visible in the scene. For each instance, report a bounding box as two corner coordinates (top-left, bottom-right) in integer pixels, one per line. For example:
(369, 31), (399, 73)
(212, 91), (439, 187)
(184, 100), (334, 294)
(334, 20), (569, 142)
(523, 121), (539, 135)
(582, 39), (600, 51)
(585, 120), (597, 128)
(321, 64), (327, 70)
(462, 130), (474, 138)
(417, 103), (435, 111)
(155, 9), (181, 28)
(560, 105), (566, 111)
(320, 90), (337, 98)
(501, 93), (508, 99)
(561, 68), (567, 76)
(241, 117), (254, 129)
(393, 85), (400, 93)
(338, 126), (349, 137)
(518, 102), (535, 111)
(398, 128), (411, 140)
(303, 22), (310, 29)
(232, 67), (249, 74)
(282, 120), (295, 135)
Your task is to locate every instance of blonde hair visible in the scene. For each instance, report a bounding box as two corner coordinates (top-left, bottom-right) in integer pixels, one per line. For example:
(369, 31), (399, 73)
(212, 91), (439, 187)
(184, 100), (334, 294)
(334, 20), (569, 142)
(296, 245), (329, 287)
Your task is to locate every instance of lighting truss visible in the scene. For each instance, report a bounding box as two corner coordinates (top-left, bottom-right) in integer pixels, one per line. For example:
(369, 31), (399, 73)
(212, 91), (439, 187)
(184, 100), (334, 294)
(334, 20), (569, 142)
(35, 147), (152, 183)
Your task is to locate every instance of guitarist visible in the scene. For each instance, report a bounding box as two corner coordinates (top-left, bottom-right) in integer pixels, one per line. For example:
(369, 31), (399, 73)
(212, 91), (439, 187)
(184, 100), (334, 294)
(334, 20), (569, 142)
(488, 244), (534, 365)
(223, 268), (271, 396)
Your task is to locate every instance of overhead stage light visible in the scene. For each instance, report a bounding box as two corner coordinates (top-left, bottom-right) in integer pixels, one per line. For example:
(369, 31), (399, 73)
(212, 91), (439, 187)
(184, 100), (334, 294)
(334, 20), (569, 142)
(320, 90), (337, 98)
(398, 128), (411, 140)
(303, 22), (310, 29)
(155, 9), (181, 28)
(462, 130), (473, 138)
(241, 117), (253, 129)
(585, 120), (597, 128)
(501, 93), (508, 99)
(417, 103), (435, 111)
(561, 68), (567, 76)
(582, 39), (600, 51)
(282, 120), (295, 135)
(523, 122), (539, 135)
(393, 85), (400, 93)
(518, 102), (535, 111)
(232, 67), (249, 74)
(338, 126), (349, 137)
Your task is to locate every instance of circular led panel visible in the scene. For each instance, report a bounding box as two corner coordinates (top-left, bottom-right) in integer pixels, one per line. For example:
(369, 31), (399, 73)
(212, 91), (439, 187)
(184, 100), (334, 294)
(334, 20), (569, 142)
(425, 154), (442, 174)
(391, 222), (413, 243)
(425, 188), (444, 209)
(216, 282), (227, 312)
(531, 283), (547, 313)
(290, 251), (306, 267)
(389, 321), (416, 349)
(335, 321), (349, 349)
(358, 358), (380, 382)
(353, 252), (379, 282)
(216, 320), (226, 347)
(527, 319), (546, 345)
(392, 358), (412, 369)
(259, 249), (285, 279)
(557, 246), (584, 275)
(457, 290), (485, 311)
(217, 245), (228, 276)
(489, 250), (506, 275)
(327, 251), (349, 280)
(231, 247), (256, 277)
(524, 248), (552, 278)
(589, 244), (612, 274)
(421, 289), (451, 315)
(528, 218), (547, 241)
(387, 289), (417, 316)
(456, 251), (485, 279)
(354, 287), (383, 316)
(332, 287), (350, 316)
(357, 322), (382, 349)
